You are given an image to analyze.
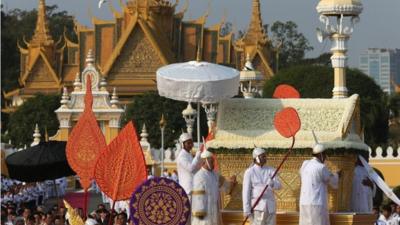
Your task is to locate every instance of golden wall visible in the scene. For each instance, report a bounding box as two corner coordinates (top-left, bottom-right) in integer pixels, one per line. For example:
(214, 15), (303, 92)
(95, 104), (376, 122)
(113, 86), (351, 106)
(216, 152), (357, 212)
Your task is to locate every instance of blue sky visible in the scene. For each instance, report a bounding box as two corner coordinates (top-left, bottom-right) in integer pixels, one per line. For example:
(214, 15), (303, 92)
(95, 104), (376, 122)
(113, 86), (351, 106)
(2, 0), (400, 67)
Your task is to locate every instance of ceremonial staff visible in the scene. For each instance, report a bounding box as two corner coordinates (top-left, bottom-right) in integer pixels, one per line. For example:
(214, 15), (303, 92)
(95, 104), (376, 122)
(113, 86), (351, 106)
(242, 85), (301, 225)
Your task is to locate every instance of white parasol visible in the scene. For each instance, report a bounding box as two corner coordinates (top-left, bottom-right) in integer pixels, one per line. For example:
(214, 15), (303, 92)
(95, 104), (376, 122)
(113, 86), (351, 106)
(156, 60), (240, 144)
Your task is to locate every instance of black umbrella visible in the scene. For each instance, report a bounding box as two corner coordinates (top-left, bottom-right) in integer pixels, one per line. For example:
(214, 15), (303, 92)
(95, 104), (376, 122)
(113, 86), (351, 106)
(5, 141), (76, 182)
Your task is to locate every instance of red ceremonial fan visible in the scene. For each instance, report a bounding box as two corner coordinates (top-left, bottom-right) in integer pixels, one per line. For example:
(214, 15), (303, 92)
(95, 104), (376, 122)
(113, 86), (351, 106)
(272, 84), (300, 99)
(273, 107), (301, 138)
(94, 121), (147, 202)
(66, 76), (107, 217)
(66, 76), (107, 190)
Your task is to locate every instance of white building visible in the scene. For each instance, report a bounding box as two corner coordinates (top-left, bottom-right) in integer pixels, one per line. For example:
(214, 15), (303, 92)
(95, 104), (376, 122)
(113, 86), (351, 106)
(359, 48), (400, 95)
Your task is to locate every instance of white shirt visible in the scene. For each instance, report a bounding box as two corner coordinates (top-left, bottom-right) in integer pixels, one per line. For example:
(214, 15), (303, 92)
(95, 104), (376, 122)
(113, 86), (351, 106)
(378, 214), (399, 225)
(176, 149), (201, 195)
(350, 165), (375, 213)
(242, 164), (281, 214)
(299, 157), (338, 206)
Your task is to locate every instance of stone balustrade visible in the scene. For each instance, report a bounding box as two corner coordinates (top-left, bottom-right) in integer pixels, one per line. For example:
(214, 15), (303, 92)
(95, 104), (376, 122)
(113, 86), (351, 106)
(369, 145), (400, 159)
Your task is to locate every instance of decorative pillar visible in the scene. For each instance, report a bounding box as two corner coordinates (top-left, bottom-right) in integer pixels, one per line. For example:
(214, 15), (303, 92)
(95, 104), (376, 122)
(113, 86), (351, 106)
(316, 0), (363, 98)
(31, 124), (41, 147)
(202, 104), (218, 131)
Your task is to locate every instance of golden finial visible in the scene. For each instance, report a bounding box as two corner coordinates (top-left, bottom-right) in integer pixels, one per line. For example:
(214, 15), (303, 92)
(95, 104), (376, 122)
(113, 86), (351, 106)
(31, 0), (53, 45)
(244, 0), (267, 44)
(159, 114), (166, 129)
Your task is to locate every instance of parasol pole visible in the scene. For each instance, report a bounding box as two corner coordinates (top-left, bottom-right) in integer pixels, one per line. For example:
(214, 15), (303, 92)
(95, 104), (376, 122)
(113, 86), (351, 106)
(83, 188), (88, 219)
(160, 114), (166, 175)
(197, 102), (200, 151)
(241, 136), (295, 225)
(52, 180), (60, 206)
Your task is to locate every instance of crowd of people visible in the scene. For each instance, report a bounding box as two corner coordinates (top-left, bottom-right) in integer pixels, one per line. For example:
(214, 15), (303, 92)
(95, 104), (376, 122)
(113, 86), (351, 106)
(1, 200), (130, 225)
(1, 177), (68, 209)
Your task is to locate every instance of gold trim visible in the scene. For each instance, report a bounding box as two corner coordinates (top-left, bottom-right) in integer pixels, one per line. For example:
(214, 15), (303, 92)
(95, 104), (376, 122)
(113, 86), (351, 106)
(192, 211), (207, 217)
(191, 190), (206, 195)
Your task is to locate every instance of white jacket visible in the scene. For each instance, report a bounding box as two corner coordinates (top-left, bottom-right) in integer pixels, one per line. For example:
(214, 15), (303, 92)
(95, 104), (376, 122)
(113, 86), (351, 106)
(299, 157), (338, 206)
(176, 149), (201, 195)
(242, 164), (281, 214)
(350, 165), (375, 213)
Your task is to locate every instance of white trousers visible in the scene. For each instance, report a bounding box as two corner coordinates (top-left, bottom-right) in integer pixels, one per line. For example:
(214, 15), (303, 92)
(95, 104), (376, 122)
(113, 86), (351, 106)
(299, 205), (330, 225)
(250, 210), (276, 225)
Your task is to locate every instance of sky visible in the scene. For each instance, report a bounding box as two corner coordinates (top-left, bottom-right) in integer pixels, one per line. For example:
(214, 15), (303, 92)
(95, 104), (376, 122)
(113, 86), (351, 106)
(2, 0), (400, 67)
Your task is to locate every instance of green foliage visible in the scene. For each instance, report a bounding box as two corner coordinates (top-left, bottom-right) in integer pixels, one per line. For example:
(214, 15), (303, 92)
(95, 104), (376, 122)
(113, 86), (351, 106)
(263, 65), (389, 147)
(7, 94), (60, 148)
(393, 185), (400, 199)
(268, 21), (313, 68)
(389, 93), (400, 118)
(1, 4), (76, 93)
(122, 91), (208, 149)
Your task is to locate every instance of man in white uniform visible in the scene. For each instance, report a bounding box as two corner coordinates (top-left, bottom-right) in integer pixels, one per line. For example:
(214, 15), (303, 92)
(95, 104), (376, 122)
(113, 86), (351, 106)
(176, 133), (201, 196)
(350, 155), (375, 213)
(191, 150), (236, 225)
(242, 148), (282, 225)
(299, 143), (340, 225)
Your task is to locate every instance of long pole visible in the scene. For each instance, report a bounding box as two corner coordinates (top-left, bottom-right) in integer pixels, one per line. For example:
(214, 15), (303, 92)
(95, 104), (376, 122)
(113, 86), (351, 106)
(197, 102), (200, 150)
(161, 127), (164, 175)
(241, 136), (296, 225)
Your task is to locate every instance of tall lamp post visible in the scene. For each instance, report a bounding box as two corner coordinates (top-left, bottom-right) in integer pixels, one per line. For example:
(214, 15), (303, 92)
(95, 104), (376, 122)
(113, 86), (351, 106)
(316, 0), (363, 98)
(159, 114), (166, 176)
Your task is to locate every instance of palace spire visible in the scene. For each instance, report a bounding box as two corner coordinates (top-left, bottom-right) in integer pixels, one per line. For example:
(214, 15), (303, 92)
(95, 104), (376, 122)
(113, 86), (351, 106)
(244, 0), (267, 45)
(30, 0), (54, 46)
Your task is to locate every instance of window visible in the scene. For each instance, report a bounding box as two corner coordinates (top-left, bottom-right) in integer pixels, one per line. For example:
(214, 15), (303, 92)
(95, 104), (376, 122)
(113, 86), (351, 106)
(360, 57), (368, 64)
(381, 56), (389, 63)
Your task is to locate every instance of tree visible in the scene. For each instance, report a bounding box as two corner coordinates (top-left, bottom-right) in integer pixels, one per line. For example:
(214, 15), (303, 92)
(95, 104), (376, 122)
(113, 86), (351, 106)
(268, 21), (313, 68)
(299, 52), (332, 67)
(7, 94), (60, 147)
(263, 65), (389, 147)
(1, 4), (76, 93)
(122, 91), (208, 149)
(220, 22), (232, 37)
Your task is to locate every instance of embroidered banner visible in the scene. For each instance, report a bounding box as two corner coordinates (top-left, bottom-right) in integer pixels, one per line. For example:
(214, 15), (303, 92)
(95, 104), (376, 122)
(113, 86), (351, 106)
(130, 177), (190, 225)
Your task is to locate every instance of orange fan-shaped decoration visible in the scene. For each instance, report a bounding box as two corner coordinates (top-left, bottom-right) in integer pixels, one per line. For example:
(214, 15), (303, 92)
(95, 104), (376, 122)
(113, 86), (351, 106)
(273, 84), (300, 99)
(94, 121), (147, 201)
(274, 107), (301, 138)
(66, 76), (107, 190)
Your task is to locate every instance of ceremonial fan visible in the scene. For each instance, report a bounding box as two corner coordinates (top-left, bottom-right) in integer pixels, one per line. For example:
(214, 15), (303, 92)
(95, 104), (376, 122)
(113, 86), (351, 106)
(66, 76), (107, 217)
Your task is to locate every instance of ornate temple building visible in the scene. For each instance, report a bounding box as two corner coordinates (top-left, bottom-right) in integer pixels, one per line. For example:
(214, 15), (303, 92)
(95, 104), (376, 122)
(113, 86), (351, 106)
(3, 0), (276, 112)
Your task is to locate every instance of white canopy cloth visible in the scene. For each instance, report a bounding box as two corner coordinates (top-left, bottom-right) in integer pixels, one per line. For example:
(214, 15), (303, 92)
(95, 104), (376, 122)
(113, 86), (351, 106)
(359, 155), (400, 205)
(156, 61), (240, 104)
(157, 60), (240, 146)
